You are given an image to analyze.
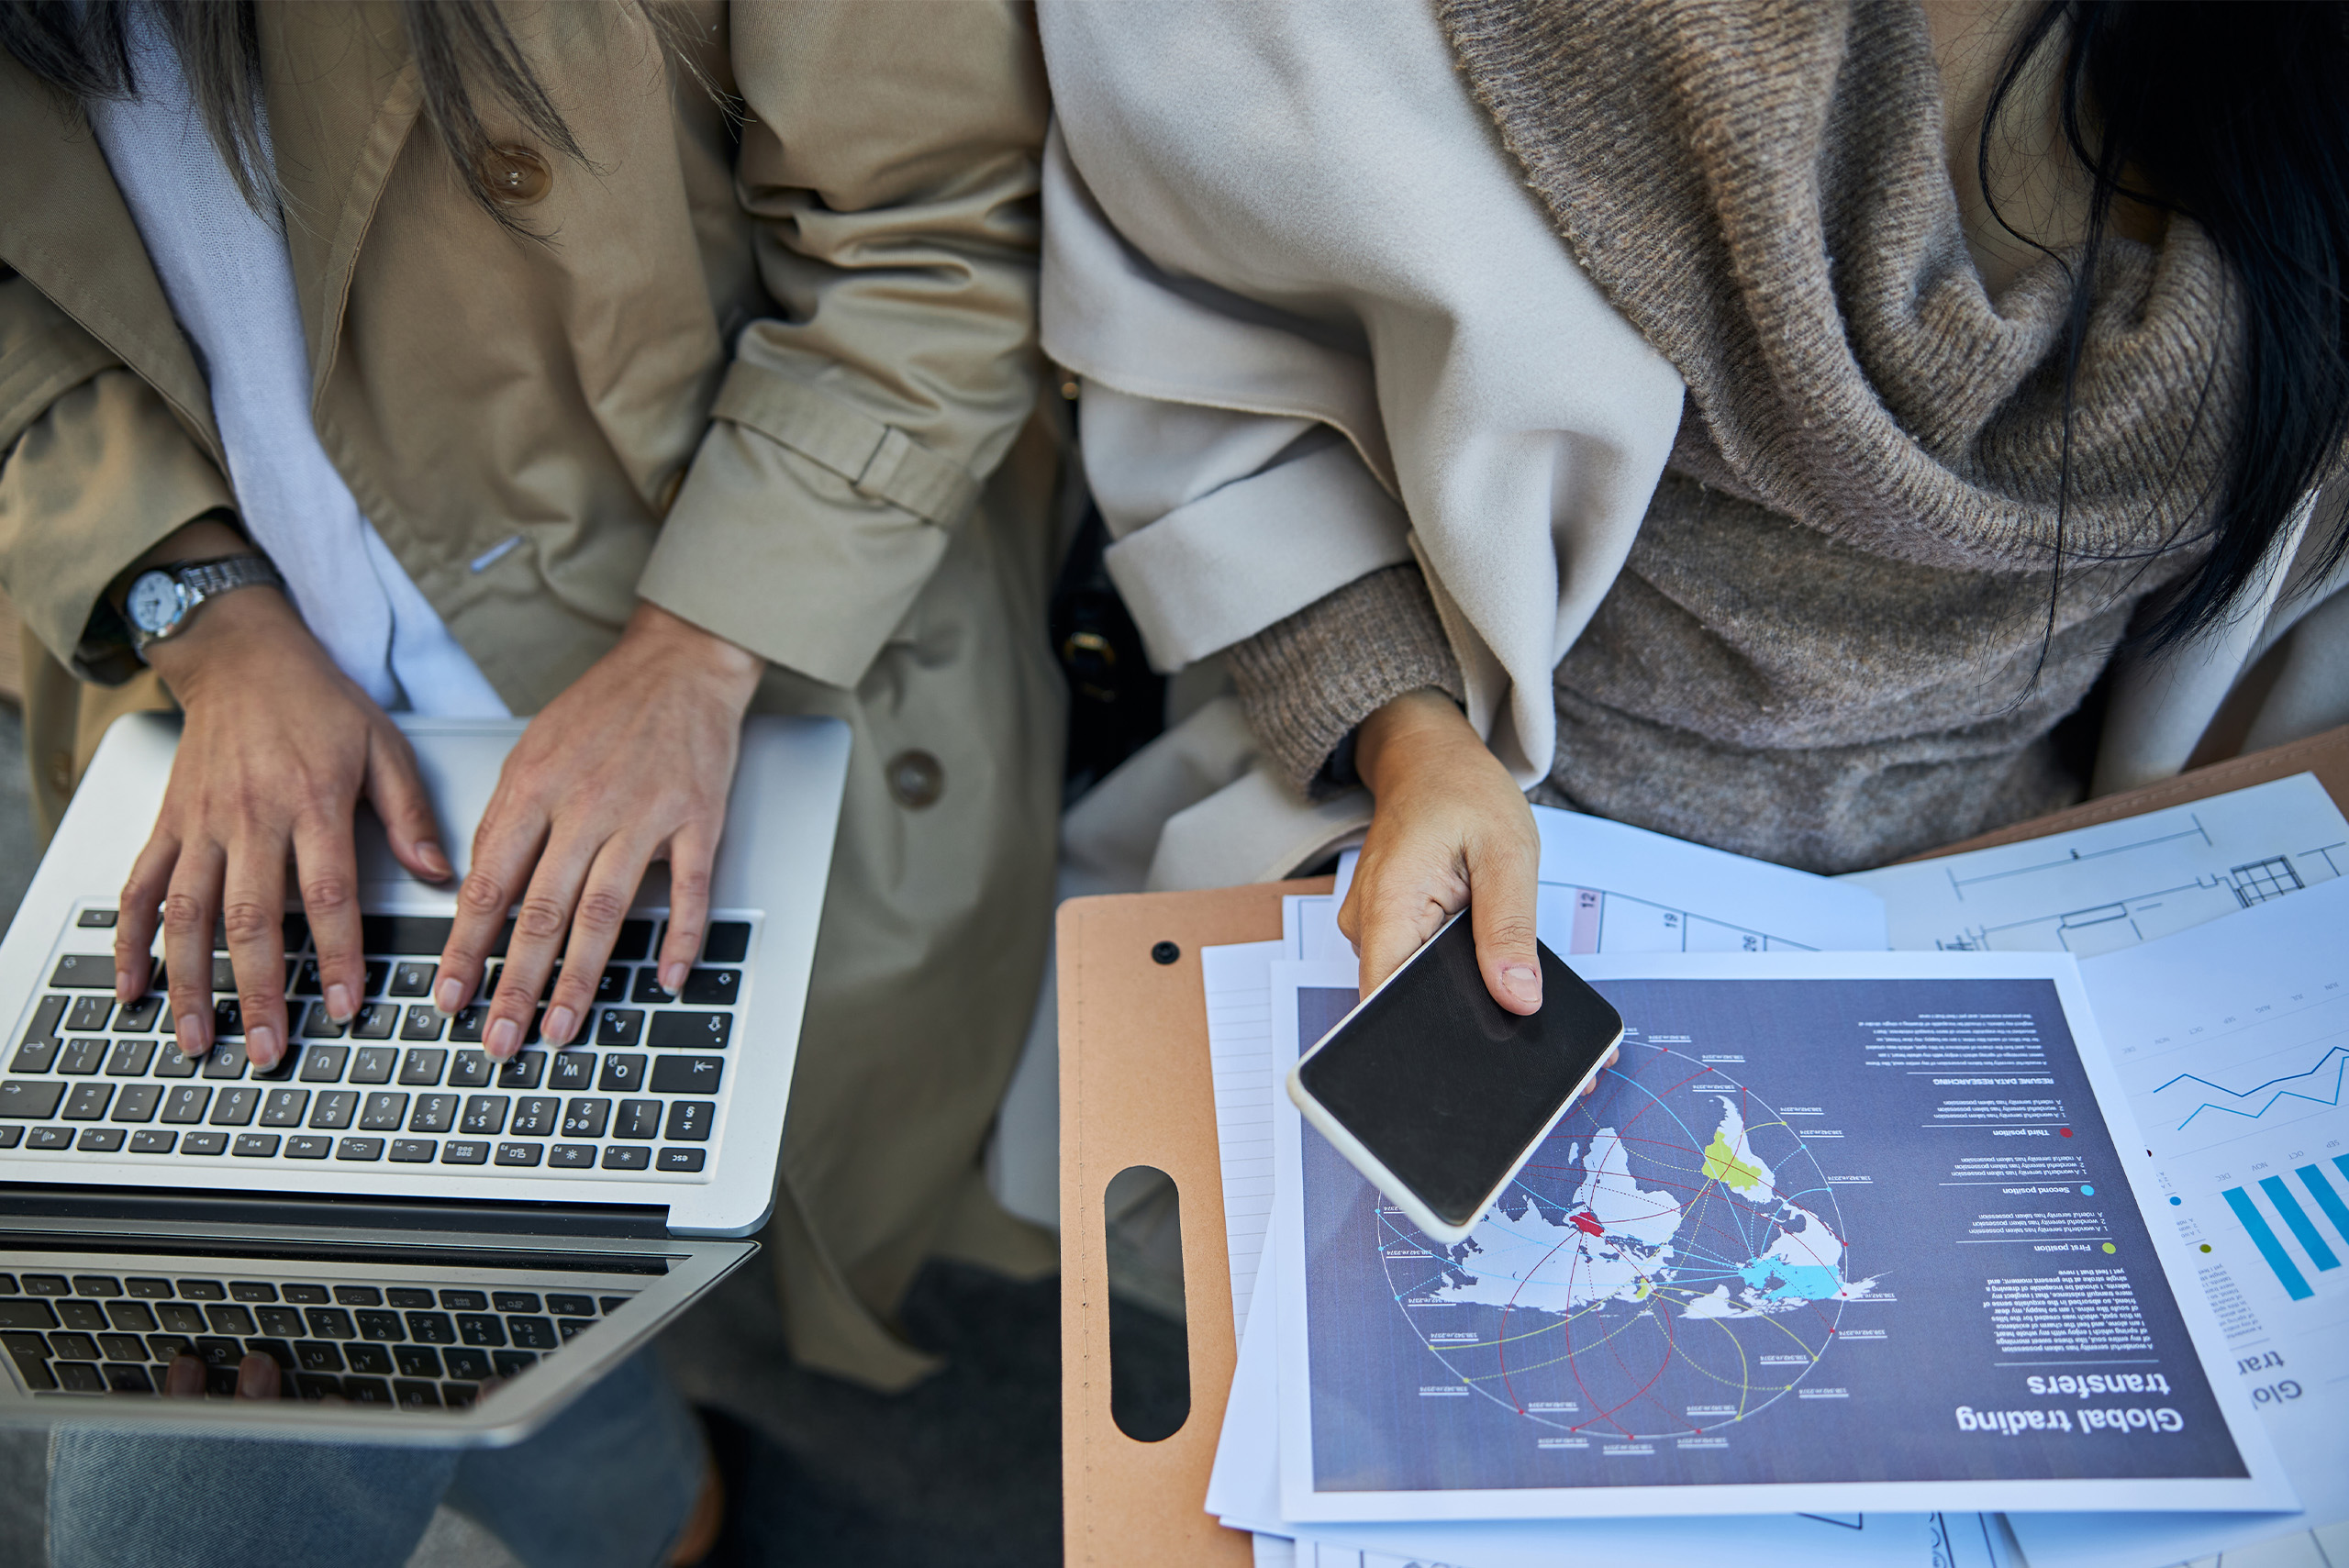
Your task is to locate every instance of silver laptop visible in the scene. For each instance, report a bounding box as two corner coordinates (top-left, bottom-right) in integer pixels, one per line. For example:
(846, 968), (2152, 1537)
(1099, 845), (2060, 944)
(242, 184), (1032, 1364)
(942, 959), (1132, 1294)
(0, 711), (849, 1443)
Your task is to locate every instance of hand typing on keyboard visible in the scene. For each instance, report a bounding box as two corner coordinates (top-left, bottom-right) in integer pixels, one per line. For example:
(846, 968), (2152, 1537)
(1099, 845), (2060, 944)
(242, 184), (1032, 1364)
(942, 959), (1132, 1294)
(429, 604), (763, 1059)
(115, 549), (453, 1073)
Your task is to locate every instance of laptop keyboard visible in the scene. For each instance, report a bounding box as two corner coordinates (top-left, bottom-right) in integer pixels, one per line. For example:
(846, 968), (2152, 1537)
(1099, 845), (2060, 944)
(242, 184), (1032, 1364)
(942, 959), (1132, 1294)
(0, 907), (754, 1180)
(0, 1267), (634, 1407)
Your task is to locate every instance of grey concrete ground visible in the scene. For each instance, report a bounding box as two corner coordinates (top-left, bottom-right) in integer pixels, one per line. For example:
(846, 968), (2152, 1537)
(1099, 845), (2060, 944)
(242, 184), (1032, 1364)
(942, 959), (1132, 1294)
(0, 705), (1200, 1564)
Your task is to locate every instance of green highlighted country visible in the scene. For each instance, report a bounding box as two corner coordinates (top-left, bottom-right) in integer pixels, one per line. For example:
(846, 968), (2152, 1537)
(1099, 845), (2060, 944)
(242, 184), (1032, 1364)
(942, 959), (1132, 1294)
(1703, 1127), (1768, 1194)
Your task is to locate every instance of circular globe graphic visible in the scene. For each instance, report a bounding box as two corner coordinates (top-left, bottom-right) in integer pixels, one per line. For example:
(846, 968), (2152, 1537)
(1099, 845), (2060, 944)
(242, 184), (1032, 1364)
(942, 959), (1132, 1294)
(1380, 1038), (1876, 1443)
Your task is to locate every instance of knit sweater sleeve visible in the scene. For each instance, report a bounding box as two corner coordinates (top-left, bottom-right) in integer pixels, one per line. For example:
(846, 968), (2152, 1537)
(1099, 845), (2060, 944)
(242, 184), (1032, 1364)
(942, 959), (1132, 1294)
(1227, 562), (1466, 798)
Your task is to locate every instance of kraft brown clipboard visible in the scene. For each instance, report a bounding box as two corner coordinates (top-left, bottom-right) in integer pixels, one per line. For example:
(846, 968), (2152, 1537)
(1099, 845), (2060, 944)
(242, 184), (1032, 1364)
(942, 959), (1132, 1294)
(1058, 723), (2349, 1568)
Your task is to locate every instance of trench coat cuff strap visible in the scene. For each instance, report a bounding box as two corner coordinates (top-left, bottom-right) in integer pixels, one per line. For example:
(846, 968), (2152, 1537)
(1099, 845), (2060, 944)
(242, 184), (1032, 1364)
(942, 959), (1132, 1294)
(711, 361), (981, 530)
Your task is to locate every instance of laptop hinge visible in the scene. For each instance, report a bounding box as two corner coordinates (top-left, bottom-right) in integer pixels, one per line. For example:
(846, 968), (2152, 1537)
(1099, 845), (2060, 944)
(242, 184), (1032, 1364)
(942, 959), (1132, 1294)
(0, 1184), (671, 1242)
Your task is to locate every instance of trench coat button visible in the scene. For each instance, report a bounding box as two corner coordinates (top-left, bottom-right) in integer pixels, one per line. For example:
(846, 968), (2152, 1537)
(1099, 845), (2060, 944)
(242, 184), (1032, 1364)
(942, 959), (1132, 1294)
(885, 751), (944, 810)
(478, 143), (551, 206)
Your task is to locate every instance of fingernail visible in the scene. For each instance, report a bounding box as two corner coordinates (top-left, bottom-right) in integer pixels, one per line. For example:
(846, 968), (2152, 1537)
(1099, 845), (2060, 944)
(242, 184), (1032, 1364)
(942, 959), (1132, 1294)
(176, 1014), (206, 1048)
(486, 1017), (519, 1061)
(660, 962), (686, 995)
(435, 977), (465, 1015)
(327, 984), (354, 1022)
(1502, 964), (1542, 1005)
(247, 1023), (281, 1070)
(418, 841), (451, 879)
(544, 1006), (576, 1045)
(116, 971), (134, 1002)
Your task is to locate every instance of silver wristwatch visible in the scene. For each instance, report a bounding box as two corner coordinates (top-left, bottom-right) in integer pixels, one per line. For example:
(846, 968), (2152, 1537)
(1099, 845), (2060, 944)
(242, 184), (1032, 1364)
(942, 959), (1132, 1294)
(124, 555), (284, 658)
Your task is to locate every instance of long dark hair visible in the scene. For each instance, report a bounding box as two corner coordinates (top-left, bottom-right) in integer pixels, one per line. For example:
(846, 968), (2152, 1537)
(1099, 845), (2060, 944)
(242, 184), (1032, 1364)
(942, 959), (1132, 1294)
(0, 0), (713, 232)
(1989, 2), (2349, 651)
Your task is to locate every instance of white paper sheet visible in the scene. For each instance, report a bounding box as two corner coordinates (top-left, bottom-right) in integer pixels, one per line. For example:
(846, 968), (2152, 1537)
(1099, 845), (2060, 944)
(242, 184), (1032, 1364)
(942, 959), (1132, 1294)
(1270, 951), (2293, 1522)
(2009, 878), (2349, 1568)
(1840, 773), (2349, 957)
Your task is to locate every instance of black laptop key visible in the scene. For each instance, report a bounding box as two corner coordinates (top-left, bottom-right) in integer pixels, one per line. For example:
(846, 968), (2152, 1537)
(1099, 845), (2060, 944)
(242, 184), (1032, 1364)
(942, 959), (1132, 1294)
(440, 1139), (489, 1164)
(231, 1132), (277, 1157)
(595, 967), (628, 1005)
(209, 1086), (261, 1126)
(126, 1279), (173, 1299)
(406, 1312), (456, 1345)
(630, 968), (672, 1005)
(194, 1336), (242, 1368)
(362, 961), (391, 997)
(95, 1331), (143, 1362)
(55, 1301), (106, 1331)
(400, 1010), (445, 1044)
(594, 1008), (644, 1048)
(343, 1344), (394, 1376)
(161, 1085), (210, 1124)
(61, 1083), (112, 1121)
(9, 1039), (59, 1074)
(231, 1283), (278, 1306)
(24, 1274), (69, 1296)
(181, 1130), (228, 1154)
(460, 1095), (508, 1135)
(336, 1137), (384, 1161)
(455, 1314), (506, 1347)
(298, 1044), (348, 1081)
(306, 1090), (357, 1129)
(0, 1127), (18, 1147)
(446, 1049), (493, 1088)
(379, 1288), (429, 1309)
(509, 1096), (559, 1137)
(21, 995), (66, 1048)
(398, 1048), (447, 1084)
(702, 921), (751, 964)
(343, 1376), (394, 1405)
(115, 996), (162, 1032)
(26, 1127), (72, 1150)
(408, 1093), (458, 1133)
(657, 1147), (707, 1173)
(106, 1301), (158, 1334)
(253, 1049), (299, 1084)
(295, 1340), (344, 1372)
(156, 1303), (206, 1335)
(56, 1039), (106, 1075)
(210, 998), (242, 1039)
(0, 1301), (58, 1329)
(390, 1139), (435, 1162)
(556, 1318), (595, 1342)
(491, 1350), (537, 1378)
(600, 1144), (651, 1170)
(54, 1362), (106, 1393)
(496, 1051), (546, 1089)
(388, 962), (434, 999)
(200, 1042), (247, 1079)
(284, 1133), (328, 1158)
(105, 1039), (156, 1077)
(300, 1005), (348, 1040)
(49, 956), (111, 988)
(255, 1307), (303, 1338)
(292, 959), (323, 998)
(679, 968), (739, 1006)
(295, 1373), (342, 1401)
(549, 1143), (595, 1168)
(597, 1053), (645, 1093)
(651, 1056), (723, 1096)
(548, 1051), (596, 1091)
(111, 1084), (161, 1124)
(615, 1098), (661, 1140)
(64, 995), (112, 1032)
(75, 1129), (125, 1151)
(663, 1102), (714, 1142)
(443, 1345), (493, 1381)
(561, 1097), (611, 1138)
(351, 1003), (398, 1040)
(609, 918), (654, 962)
(362, 916), (453, 957)
(507, 1317), (558, 1351)
(359, 1092), (407, 1131)
(0, 1081), (65, 1118)
(105, 1362), (155, 1394)
(495, 1141), (542, 1166)
(353, 1310), (401, 1342)
(152, 1044), (200, 1079)
(49, 1332), (101, 1362)
(484, 1292), (535, 1314)
(449, 1006), (488, 1043)
(649, 1011), (731, 1051)
(394, 1378), (442, 1409)
(204, 1305), (256, 1337)
(261, 1089), (309, 1127)
(544, 1294), (594, 1318)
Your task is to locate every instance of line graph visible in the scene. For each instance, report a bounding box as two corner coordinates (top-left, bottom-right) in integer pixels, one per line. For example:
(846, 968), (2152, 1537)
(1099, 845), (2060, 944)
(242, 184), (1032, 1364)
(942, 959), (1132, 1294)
(2153, 1043), (2349, 1131)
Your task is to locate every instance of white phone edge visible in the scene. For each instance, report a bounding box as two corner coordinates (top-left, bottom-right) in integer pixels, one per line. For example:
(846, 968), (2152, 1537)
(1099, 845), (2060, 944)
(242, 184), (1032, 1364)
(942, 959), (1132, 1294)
(1282, 914), (1624, 1248)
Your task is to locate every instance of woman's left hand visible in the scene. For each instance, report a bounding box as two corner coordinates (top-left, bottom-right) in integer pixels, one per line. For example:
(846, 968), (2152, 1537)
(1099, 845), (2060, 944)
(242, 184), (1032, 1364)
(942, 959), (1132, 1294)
(430, 602), (765, 1059)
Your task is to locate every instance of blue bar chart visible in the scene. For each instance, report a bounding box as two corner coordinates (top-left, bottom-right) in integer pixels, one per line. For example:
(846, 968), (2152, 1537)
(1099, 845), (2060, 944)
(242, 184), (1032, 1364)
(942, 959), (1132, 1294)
(2221, 1158), (2349, 1302)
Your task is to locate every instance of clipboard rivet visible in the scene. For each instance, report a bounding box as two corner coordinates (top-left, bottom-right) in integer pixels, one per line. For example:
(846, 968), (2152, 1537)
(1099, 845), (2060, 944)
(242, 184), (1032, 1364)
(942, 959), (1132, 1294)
(1151, 940), (1180, 966)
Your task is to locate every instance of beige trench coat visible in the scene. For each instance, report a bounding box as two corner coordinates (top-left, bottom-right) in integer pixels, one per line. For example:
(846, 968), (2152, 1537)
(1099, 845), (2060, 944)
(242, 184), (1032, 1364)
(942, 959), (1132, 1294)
(0, 1), (1063, 1389)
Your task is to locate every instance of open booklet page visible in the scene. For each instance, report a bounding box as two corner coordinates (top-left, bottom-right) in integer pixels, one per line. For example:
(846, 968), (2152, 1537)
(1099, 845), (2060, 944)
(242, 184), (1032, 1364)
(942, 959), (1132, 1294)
(1268, 952), (2289, 1522)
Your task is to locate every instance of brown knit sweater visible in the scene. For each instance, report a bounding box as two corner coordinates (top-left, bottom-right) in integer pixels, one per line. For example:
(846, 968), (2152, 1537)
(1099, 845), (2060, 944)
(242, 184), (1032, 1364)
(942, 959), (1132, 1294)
(1229, 0), (2237, 873)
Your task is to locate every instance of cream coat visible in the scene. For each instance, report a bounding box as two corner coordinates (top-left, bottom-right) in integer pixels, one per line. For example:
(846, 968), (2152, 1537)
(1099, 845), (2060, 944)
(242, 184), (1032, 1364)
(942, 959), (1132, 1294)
(0, 1), (1063, 1388)
(1038, 0), (2349, 891)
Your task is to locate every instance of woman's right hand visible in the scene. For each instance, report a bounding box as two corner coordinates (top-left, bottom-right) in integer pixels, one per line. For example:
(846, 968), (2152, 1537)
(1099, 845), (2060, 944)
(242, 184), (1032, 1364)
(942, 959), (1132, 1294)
(1341, 688), (1545, 1011)
(116, 582), (450, 1075)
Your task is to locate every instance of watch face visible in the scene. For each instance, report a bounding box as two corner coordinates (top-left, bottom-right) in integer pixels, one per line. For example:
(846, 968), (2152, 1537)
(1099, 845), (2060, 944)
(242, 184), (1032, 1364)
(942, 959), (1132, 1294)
(127, 571), (184, 636)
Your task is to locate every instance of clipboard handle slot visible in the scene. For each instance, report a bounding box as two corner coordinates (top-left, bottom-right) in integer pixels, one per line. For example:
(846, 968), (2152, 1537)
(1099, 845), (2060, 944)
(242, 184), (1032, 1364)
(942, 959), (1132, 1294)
(1104, 1163), (1190, 1442)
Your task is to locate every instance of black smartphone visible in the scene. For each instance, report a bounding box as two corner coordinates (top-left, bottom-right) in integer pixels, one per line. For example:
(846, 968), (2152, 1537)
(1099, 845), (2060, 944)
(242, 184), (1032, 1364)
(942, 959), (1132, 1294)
(1285, 914), (1623, 1242)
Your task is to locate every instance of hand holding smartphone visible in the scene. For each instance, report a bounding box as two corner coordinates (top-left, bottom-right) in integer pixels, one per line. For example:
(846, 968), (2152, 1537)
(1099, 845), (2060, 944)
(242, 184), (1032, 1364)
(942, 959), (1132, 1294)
(1286, 915), (1623, 1244)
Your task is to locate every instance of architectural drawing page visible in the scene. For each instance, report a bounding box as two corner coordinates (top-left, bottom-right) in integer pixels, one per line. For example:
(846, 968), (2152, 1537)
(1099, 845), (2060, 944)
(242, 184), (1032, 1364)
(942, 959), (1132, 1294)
(1270, 952), (2288, 1522)
(1840, 774), (2347, 955)
(2010, 878), (2349, 1568)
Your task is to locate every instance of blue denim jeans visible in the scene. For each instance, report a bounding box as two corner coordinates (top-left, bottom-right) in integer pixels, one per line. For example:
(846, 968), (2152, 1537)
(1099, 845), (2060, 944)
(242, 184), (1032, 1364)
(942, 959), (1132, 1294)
(44, 1352), (705, 1568)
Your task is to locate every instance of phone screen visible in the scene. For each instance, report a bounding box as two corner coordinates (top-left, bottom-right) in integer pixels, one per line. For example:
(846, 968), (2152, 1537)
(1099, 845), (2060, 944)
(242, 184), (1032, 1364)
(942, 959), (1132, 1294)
(1295, 919), (1623, 1229)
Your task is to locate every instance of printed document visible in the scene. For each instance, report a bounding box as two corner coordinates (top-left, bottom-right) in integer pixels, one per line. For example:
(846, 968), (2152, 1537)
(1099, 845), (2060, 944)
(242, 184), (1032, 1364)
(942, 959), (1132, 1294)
(1267, 952), (2289, 1520)
(2009, 878), (2349, 1568)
